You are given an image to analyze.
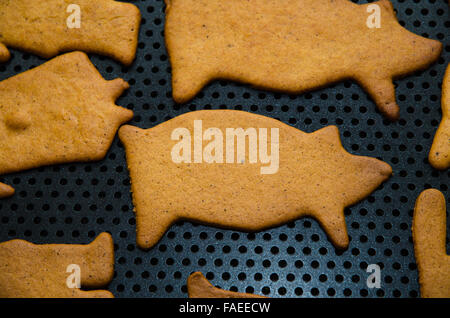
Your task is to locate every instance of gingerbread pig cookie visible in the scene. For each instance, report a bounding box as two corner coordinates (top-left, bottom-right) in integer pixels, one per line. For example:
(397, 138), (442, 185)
(188, 272), (266, 298)
(0, 51), (133, 195)
(429, 65), (450, 170)
(413, 189), (450, 298)
(0, 233), (114, 298)
(0, 0), (141, 65)
(164, 0), (442, 121)
(119, 110), (392, 250)
(0, 183), (14, 199)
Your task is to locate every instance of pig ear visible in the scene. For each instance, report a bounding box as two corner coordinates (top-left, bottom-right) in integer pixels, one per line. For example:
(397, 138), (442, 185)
(357, 77), (399, 121)
(371, 0), (395, 14)
(104, 78), (134, 123)
(106, 78), (129, 101)
(80, 233), (114, 288)
(118, 125), (146, 146)
(312, 126), (342, 146)
(0, 42), (10, 63)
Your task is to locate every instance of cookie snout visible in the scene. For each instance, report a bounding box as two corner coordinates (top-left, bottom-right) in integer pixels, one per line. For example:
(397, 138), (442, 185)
(356, 157), (392, 193)
(409, 37), (443, 70)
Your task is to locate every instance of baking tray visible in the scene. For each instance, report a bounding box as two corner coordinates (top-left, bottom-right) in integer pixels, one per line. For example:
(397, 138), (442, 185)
(0, 0), (448, 298)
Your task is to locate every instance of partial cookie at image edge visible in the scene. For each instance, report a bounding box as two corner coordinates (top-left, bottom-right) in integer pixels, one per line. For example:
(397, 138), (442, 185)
(412, 189), (450, 298)
(0, 232), (115, 298)
(164, 0), (442, 121)
(429, 64), (450, 170)
(0, 51), (133, 196)
(188, 272), (267, 298)
(0, 0), (141, 65)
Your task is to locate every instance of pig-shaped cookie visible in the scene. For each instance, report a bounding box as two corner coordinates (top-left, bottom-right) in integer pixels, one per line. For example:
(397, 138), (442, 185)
(0, 0), (141, 65)
(0, 52), (133, 196)
(119, 110), (392, 250)
(165, 0), (442, 121)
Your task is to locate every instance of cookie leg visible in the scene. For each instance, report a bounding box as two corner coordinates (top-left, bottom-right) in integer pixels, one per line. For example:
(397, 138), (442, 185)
(316, 208), (349, 249)
(171, 66), (212, 104)
(187, 272), (216, 298)
(358, 77), (399, 121)
(136, 211), (177, 250)
(0, 43), (10, 63)
(72, 289), (114, 298)
(0, 183), (15, 199)
(429, 118), (450, 170)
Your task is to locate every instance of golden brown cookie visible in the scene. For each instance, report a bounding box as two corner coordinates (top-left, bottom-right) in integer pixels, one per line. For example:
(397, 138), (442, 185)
(413, 189), (450, 298)
(0, 0), (141, 65)
(119, 110), (392, 250)
(188, 272), (266, 298)
(164, 0), (442, 121)
(0, 51), (133, 196)
(0, 232), (114, 298)
(429, 65), (450, 170)
(0, 182), (14, 199)
(0, 42), (10, 63)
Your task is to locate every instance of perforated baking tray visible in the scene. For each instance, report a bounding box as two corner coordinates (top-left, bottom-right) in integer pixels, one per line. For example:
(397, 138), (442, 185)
(0, 0), (448, 298)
